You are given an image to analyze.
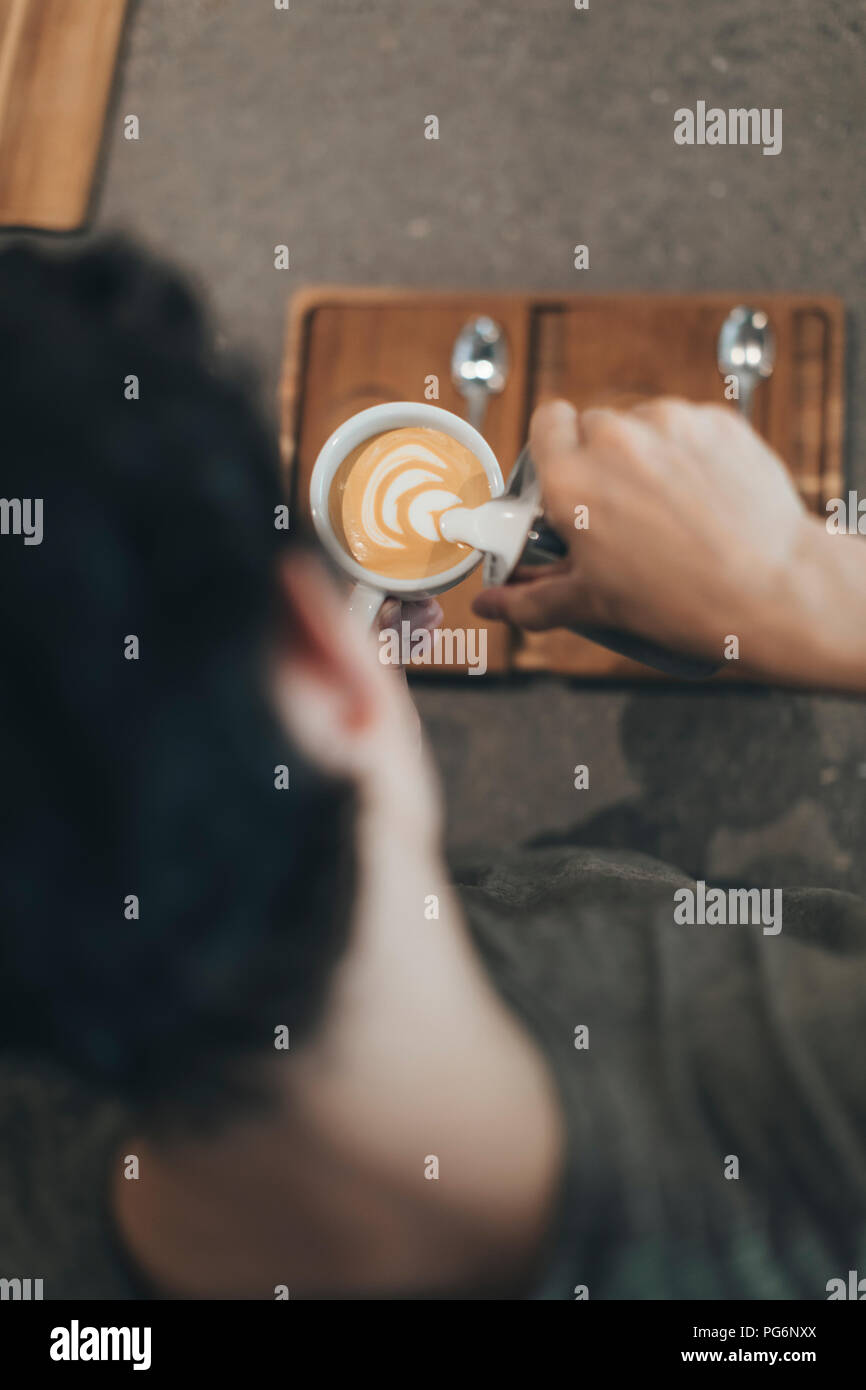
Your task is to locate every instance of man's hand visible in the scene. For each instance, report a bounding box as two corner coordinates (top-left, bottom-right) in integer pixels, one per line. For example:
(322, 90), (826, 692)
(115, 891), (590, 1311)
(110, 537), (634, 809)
(377, 597), (443, 639)
(472, 398), (855, 683)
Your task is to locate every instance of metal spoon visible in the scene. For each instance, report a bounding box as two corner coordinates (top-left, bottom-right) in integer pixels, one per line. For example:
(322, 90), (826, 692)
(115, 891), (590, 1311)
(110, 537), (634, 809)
(451, 315), (509, 435)
(716, 305), (776, 421)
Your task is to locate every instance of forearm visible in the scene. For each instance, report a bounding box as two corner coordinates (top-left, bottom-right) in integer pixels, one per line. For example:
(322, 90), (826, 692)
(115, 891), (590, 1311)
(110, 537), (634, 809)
(741, 519), (866, 692)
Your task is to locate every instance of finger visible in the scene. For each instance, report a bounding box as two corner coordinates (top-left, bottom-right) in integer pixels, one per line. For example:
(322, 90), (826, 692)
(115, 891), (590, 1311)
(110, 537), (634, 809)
(378, 598), (401, 632)
(530, 398), (579, 454)
(628, 396), (699, 442)
(378, 597), (443, 635)
(527, 400), (588, 538)
(473, 572), (597, 632)
(509, 559), (572, 585)
(402, 597), (444, 632)
(579, 405), (659, 452)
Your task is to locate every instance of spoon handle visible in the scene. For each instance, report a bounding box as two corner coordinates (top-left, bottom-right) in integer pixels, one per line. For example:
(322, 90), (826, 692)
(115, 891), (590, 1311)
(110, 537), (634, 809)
(736, 373), (756, 420)
(466, 388), (488, 435)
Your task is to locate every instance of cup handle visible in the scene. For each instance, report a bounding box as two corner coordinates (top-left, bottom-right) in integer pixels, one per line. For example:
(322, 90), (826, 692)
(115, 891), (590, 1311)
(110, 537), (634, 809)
(349, 582), (386, 629)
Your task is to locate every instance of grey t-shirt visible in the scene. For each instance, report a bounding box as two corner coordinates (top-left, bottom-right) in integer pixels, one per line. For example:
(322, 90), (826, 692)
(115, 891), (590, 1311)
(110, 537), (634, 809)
(455, 846), (866, 1299)
(2, 845), (865, 1299)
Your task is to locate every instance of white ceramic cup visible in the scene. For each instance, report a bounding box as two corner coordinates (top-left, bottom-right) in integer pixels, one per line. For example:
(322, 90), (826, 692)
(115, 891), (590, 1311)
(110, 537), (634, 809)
(309, 402), (504, 626)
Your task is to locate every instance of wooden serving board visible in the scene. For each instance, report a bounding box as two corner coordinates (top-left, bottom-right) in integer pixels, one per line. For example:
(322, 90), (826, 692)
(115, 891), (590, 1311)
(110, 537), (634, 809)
(280, 287), (845, 679)
(0, 0), (127, 231)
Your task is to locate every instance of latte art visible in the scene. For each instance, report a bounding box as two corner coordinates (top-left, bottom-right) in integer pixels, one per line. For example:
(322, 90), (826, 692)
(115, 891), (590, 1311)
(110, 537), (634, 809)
(329, 427), (490, 581)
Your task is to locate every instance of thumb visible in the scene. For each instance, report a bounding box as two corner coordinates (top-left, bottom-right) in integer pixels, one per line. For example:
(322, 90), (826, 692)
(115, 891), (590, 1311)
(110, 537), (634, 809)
(473, 572), (591, 633)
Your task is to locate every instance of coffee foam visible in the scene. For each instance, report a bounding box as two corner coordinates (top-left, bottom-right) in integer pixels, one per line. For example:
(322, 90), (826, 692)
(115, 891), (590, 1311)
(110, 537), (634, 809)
(329, 426), (490, 581)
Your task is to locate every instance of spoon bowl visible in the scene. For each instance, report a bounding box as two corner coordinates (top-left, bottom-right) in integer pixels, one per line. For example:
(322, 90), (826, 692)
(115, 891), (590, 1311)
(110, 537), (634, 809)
(717, 305), (776, 419)
(451, 315), (509, 433)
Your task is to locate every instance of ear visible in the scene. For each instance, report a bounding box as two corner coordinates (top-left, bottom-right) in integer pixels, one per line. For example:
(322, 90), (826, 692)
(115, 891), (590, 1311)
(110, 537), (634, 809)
(271, 551), (382, 775)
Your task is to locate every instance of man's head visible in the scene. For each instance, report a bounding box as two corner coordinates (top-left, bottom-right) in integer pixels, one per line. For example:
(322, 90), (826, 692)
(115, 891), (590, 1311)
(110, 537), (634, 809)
(0, 237), (370, 1128)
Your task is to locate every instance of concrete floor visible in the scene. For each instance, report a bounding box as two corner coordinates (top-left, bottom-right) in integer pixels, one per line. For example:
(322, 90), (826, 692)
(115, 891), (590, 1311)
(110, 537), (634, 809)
(87, 0), (866, 885)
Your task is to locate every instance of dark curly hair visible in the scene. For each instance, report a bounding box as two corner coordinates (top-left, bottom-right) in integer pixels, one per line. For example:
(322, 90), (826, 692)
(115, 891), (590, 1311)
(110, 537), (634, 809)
(0, 236), (356, 1130)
